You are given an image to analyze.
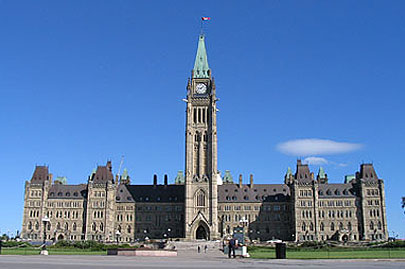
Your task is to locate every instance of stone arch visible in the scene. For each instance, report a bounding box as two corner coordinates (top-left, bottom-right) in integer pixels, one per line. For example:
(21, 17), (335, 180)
(192, 220), (210, 240)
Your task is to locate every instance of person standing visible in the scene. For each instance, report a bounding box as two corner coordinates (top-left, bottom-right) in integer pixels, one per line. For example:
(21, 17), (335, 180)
(228, 238), (236, 258)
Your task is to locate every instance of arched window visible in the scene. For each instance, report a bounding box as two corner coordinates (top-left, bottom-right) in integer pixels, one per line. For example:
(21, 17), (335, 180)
(65, 222), (69, 231)
(331, 222), (335, 231)
(127, 225), (131, 233)
(100, 223), (104, 232)
(195, 190), (206, 207)
(73, 223), (77, 231)
(320, 222), (324, 231)
(348, 222), (352, 231)
(57, 222), (61, 229)
(310, 222), (314, 231)
(35, 222), (39, 230)
(28, 222), (32, 230)
(302, 222), (306, 231)
(377, 221), (382, 230)
(339, 222), (343, 230)
(370, 221), (374, 230)
(92, 222), (96, 231)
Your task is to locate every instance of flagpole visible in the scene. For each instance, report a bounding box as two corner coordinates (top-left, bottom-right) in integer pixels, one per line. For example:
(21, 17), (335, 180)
(200, 19), (203, 35)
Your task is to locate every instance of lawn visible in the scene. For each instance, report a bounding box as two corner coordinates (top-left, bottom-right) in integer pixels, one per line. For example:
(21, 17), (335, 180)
(249, 248), (405, 259)
(1, 248), (106, 255)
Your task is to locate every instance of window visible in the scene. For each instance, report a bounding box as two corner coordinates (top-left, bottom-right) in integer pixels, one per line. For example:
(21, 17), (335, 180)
(243, 195), (249, 201)
(73, 223), (77, 231)
(331, 222), (335, 231)
(196, 190), (206, 207)
(320, 222), (324, 231)
(58, 192), (62, 196)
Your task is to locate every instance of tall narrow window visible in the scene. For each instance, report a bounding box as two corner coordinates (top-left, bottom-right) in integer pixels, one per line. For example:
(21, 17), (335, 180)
(193, 108), (197, 124)
(196, 190), (206, 207)
(198, 108), (201, 123)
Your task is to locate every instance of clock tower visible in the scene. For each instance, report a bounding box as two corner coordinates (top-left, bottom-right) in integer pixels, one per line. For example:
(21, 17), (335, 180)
(184, 34), (219, 240)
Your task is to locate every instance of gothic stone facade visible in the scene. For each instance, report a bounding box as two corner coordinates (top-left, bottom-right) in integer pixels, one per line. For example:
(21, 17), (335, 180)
(21, 35), (388, 243)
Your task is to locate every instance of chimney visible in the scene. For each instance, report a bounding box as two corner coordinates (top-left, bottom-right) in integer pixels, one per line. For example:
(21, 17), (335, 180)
(153, 174), (157, 188)
(164, 174), (168, 186)
(239, 174), (243, 188)
(250, 174), (254, 188)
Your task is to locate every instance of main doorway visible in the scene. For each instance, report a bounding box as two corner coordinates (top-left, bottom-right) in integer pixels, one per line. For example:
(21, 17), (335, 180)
(196, 225), (208, 240)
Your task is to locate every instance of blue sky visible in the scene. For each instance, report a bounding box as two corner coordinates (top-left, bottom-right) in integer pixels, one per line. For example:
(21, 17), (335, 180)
(0, 0), (404, 238)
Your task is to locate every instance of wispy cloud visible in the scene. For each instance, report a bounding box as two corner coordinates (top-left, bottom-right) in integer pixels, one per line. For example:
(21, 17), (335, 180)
(303, 157), (328, 165)
(277, 138), (363, 156)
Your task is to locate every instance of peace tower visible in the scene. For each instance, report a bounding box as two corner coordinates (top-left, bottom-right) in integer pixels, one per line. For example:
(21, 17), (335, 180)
(184, 35), (219, 240)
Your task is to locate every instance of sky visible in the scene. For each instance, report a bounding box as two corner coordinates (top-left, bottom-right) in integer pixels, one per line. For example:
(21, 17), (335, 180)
(0, 0), (404, 238)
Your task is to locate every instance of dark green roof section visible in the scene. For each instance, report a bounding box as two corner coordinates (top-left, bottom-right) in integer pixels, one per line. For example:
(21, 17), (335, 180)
(193, 35), (210, 78)
(175, 170), (185, 185)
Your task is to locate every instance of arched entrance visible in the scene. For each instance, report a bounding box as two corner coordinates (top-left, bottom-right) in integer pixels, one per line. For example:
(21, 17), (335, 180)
(57, 234), (64, 241)
(196, 225), (207, 240)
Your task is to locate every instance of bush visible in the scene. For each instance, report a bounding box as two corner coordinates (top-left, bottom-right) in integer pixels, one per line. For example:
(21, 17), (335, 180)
(1, 241), (32, 248)
(50, 240), (137, 251)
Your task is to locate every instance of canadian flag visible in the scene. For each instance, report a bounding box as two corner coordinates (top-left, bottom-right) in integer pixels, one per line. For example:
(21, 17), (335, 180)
(201, 17), (211, 21)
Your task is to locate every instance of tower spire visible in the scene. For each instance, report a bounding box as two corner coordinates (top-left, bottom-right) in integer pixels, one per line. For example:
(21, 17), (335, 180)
(193, 35), (210, 79)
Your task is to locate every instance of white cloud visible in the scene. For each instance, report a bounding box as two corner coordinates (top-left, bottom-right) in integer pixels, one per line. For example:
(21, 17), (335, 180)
(277, 138), (363, 156)
(303, 157), (328, 165)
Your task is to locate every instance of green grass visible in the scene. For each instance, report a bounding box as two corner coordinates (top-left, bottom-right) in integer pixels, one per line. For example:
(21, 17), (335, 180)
(249, 248), (405, 259)
(1, 248), (106, 255)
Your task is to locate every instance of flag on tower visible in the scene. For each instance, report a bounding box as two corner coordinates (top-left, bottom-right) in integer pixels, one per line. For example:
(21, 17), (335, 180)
(201, 17), (211, 21)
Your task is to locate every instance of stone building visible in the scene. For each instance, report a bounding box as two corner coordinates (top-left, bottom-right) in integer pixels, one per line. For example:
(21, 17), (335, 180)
(21, 34), (388, 243)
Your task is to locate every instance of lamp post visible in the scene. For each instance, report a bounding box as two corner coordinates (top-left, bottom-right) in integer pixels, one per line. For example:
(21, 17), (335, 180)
(41, 216), (50, 255)
(167, 228), (171, 241)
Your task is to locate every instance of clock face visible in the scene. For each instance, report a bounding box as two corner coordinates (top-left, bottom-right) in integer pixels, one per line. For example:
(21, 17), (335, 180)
(196, 83), (207, 94)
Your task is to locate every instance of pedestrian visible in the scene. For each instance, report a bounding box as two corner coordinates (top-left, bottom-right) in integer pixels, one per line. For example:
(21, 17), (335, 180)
(197, 245), (201, 253)
(228, 238), (236, 258)
(204, 245), (208, 253)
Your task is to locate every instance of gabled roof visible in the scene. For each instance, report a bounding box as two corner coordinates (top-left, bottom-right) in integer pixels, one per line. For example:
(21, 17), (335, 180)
(48, 184), (87, 199)
(218, 184), (290, 203)
(318, 183), (356, 198)
(123, 184), (185, 203)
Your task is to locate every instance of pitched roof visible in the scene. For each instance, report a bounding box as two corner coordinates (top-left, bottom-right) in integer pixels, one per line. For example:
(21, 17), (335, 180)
(122, 185), (185, 203)
(90, 161), (114, 184)
(48, 184), (87, 199)
(318, 183), (356, 198)
(31, 166), (49, 183)
(218, 184), (290, 203)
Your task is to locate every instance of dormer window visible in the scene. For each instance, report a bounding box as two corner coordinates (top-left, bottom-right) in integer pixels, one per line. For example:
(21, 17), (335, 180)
(57, 192), (62, 196)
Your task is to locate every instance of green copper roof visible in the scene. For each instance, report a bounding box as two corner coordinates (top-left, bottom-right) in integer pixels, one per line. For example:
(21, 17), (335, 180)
(344, 175), (355, 183)
(121, 168), (129, 180)
(223, 170), (233, 183)
(175, 171), (185, 184)
(318, 167), (326, 178)
(193, 35), (210, 78)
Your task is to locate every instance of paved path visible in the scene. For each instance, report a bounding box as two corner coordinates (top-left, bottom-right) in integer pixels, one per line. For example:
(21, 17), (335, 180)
(0, 255), (404, 269)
